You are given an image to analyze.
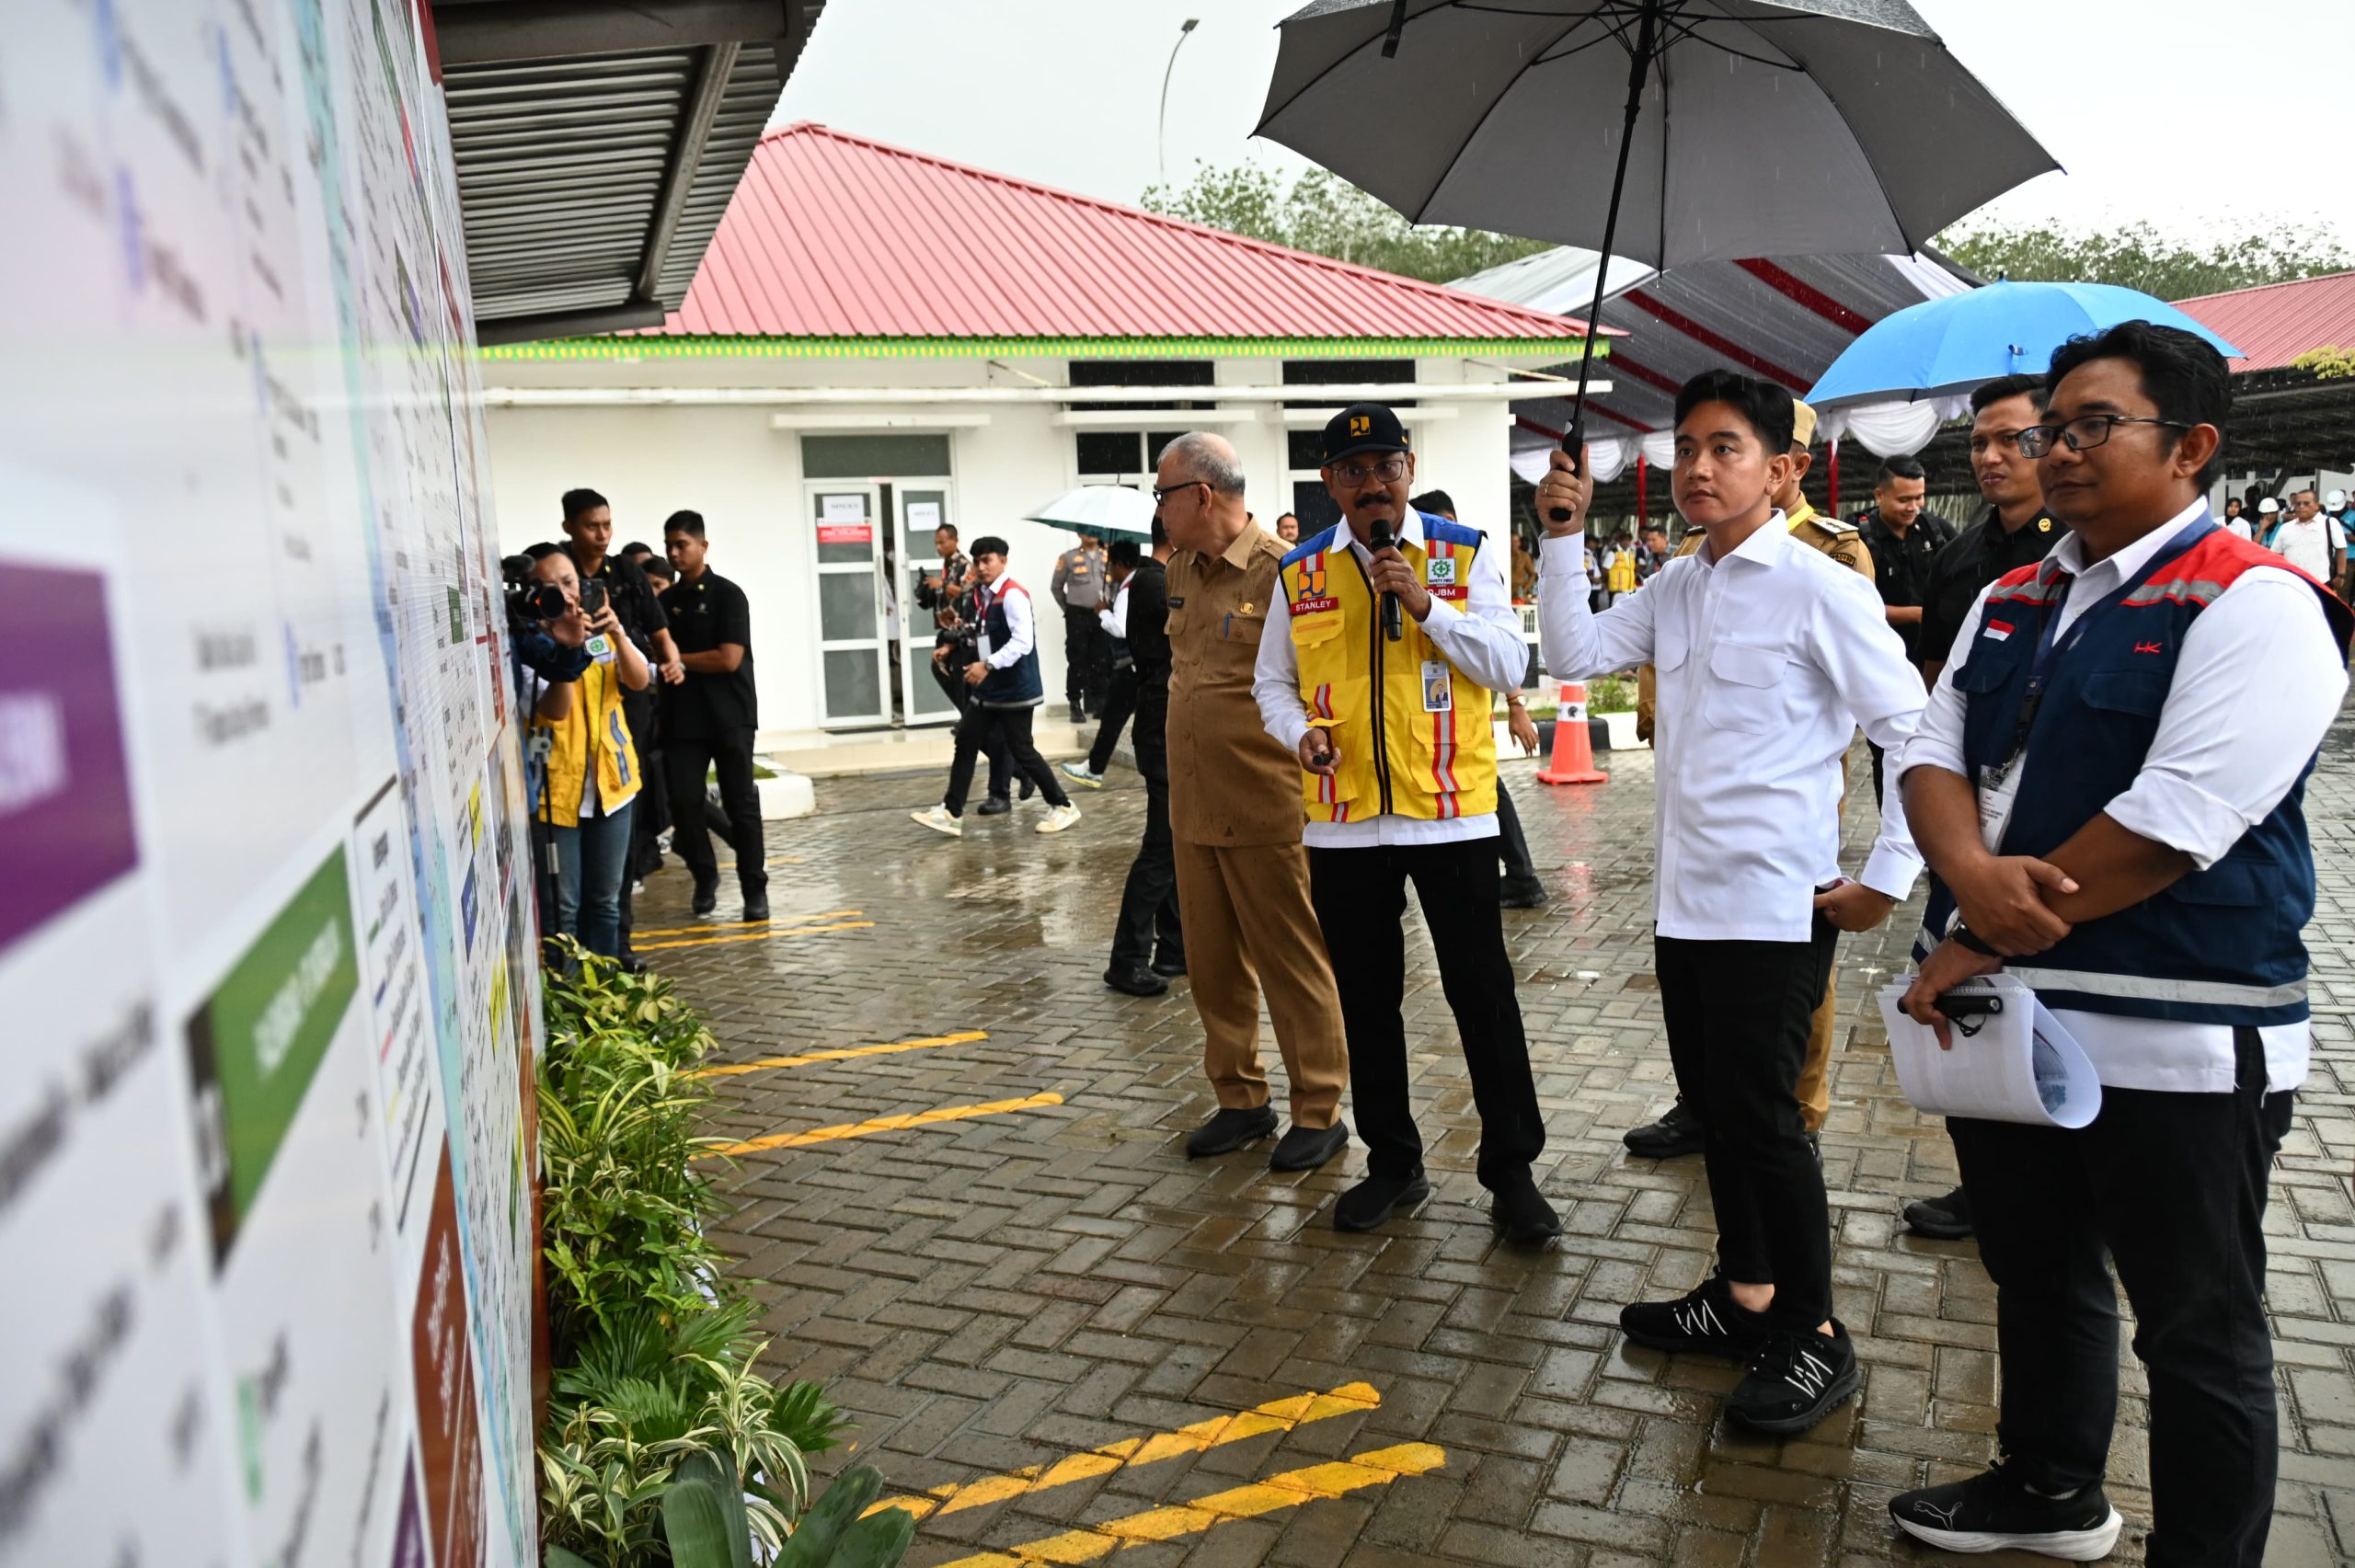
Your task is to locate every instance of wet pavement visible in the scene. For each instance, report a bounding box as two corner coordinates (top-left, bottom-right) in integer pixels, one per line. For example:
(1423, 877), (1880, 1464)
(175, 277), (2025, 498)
(647, 716), (2355, 1567)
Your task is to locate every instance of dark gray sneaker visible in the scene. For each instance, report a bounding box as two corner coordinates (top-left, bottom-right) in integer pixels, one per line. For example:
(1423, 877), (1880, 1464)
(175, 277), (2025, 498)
(1269, 1121), (1348, 1172)
(1890, 1460), (2123, 1560)
(1623, 1098), (1706, 1159)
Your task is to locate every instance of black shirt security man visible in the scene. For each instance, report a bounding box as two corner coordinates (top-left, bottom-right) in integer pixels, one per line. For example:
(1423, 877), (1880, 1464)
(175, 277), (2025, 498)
(1854, 455), (1952, 804)
(661, 510), (766, 923)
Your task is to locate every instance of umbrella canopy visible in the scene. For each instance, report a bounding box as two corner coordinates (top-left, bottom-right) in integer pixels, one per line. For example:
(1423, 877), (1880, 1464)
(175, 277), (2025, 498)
(1023, 484), (1156, 542)
(1807, 280), (2246, 408)
(1257, 0), (2057, 271)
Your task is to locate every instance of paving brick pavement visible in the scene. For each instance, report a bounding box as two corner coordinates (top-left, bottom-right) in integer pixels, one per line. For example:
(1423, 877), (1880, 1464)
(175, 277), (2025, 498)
(638, 715), (2355, 1567)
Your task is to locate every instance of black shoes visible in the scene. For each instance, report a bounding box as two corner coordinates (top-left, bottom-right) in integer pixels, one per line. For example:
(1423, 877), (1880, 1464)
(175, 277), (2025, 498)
(1269, 1121), (1349, 1171)
(976, 795), (1012, 816)
(1623, 1098), (1706, 1159)
(1619, 1275), (1770, 1359)
(1499, 876), (1549, 910)
(1334, 1170), (1431, 1231)
(1185, 1105), (1278, 1157)
(1905, 1184), (1975, 1239)
(1069, 702), (1087, 725)
(741, 893), (768, 923)
(1018, 775), (1037, 801)
(1889, 1461), (2123, 1560)
(1726, 1322), (1860, 1435)
(1151, 950), (1188, 978)
(1490, 1179), (1562, 1246)
(1104, 963), (1168, 998)
(691, 880), (718, 917)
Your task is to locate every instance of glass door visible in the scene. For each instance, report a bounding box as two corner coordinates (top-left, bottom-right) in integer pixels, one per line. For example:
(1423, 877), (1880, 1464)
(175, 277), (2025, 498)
(809, 484), (889, 727)
(895, 487), (959, 727)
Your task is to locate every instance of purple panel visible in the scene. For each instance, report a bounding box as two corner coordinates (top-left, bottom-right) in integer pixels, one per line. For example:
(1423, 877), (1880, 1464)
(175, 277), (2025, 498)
(0, 561), (138, 951)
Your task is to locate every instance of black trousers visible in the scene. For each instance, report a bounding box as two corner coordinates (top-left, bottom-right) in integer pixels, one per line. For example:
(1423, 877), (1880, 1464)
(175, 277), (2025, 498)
(1087, 660), (1139, 773)
(945, 705), (1066, 814)
(1109, 689), (1180, 967)
(1654, 918), (1839, 1331)
(663, 727), (766, 897)
(615, 688), (656, 959)
(1867, 739), (1887, 808)
(1306, 836), (1545, 1191)
(1951, 1029), (2292, 1567)
(1063, 605), (1109, 711)
(1494, 782), (1537, 885)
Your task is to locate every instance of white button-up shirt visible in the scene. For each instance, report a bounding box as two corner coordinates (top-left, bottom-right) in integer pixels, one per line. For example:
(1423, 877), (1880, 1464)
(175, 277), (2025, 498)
(1898, 499), (2348, 1093)
(1538, 512), (1925, 942)
(1253, 509), (1531, 848)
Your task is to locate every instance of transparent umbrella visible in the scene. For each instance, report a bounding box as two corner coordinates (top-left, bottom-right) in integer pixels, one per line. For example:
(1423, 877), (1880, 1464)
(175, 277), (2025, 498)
(1024, 484), (1157, 542)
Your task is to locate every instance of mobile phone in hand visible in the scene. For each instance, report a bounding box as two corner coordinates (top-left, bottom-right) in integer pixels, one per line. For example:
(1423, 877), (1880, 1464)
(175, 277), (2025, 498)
(579, 578), (608, 617)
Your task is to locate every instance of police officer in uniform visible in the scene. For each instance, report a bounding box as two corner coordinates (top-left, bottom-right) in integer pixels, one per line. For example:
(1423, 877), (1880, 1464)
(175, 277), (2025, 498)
(1623, 396), (1868, 1162)
(1255, 406), (1559, 1245)
(1051, 531), (1111, 724)
(1891, 321), (2350, 1565)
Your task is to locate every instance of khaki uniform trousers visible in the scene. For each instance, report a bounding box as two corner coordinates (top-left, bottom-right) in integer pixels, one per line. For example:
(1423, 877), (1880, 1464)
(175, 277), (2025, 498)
(1172, 839), (1348, 1128)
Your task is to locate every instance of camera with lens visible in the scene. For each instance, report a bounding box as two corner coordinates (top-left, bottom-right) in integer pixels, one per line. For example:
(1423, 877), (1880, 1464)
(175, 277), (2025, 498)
(913, 567), (945, 612)
(500, 555), (592, 682)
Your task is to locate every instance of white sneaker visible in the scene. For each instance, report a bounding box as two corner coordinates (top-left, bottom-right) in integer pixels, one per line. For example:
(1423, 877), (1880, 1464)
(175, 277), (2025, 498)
(910, 805), (962, 837)
(1060, 761), (1106, 789)
(1035, 803), (1083, 834)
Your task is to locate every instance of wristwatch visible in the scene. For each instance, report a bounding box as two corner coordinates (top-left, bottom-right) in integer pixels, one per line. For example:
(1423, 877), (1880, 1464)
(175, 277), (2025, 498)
(1951, 925), (2002, 957)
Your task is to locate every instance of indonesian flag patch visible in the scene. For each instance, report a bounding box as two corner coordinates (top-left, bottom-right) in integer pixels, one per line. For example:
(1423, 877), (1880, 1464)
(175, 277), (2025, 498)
(1983, 618), (2015, 641)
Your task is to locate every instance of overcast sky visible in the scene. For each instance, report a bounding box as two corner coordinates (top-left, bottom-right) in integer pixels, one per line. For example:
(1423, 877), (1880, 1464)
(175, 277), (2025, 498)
(777, 0), (2344, 247)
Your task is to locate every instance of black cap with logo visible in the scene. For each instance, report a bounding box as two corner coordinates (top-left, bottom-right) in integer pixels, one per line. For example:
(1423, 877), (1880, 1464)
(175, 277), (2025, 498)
(1320, 402), (1410, 465)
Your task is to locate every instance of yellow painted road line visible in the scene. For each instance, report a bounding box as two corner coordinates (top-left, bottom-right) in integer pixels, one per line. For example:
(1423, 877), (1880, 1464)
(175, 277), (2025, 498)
(637, 920), (874, 952)
(695, 1031), (990, 1080)
(700, 1092), (1063, 1158)
(874, 1382), (1381, 1523)
(636, 908), (857, 939)
(931, 1443), (1445, 1567)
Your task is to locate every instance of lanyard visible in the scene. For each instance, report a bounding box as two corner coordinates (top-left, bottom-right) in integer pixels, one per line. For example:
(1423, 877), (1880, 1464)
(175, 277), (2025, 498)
(1994, 514), (2212, 773)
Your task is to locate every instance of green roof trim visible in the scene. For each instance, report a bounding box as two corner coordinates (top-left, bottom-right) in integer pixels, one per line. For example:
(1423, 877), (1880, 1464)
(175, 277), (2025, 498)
(477, 334), (1599, 362)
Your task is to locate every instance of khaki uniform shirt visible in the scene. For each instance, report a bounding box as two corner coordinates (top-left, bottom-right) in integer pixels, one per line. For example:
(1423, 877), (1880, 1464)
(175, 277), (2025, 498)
(1635, 503), (1872, 741)
(1051, 544), (1110, 611)
(1166, 524), (1304, 847)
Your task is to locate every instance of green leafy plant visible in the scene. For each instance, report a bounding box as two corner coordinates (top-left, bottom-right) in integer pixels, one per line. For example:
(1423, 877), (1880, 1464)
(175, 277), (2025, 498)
(1585, 675), (1637, 715)
(1140, 160), (1550, 283)
(535, 947), (891, 1568)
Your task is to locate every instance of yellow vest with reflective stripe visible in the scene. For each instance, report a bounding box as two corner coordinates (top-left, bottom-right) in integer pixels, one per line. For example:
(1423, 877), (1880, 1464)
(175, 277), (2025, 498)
(535, 644), (641, 829)
(1278, 519), (1498, 824)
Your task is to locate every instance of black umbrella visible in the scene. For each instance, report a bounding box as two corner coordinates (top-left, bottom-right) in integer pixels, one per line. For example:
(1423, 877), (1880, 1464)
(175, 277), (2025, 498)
(1257, 0), (2056, 503)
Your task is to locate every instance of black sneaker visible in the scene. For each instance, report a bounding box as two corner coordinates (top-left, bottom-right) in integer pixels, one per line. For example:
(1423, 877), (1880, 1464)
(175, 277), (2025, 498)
(975, 795), (1013, 817)
(1725, 1322), (1859, 1435)
(1184, 1105), (1277, 1158)
(1618, 1275), (1769, 1360)
(1889, 1460), (2123, 1561)
(691, 880), (719, 917)
(1269, 1121), (1349, 1172)
(1151, 950), (1188, 978)
(1333, 1170), (1431, 1232)
(1499, 876), (1549, 910)
(1904, 1185), (1974, 1239)
(1623, 1098), (1706, 1159)
(1490, 1179), (1562, 1247)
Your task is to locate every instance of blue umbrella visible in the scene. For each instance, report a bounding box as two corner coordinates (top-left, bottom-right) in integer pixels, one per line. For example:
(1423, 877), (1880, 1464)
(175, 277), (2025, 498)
(1807, 280), (2242, 408)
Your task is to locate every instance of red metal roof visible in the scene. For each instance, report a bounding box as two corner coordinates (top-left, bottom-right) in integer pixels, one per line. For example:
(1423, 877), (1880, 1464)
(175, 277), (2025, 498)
(2175, 271), (2355, 372)
(650, 122), (1592, 345)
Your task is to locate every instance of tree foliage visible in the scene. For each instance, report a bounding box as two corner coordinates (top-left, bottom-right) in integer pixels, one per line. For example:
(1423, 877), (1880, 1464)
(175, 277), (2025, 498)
(1140, 161), (1551, 284)
(1936, 219), (2351, 302)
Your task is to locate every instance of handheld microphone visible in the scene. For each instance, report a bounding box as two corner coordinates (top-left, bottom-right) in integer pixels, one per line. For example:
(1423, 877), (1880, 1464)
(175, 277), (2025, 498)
(1370, 518), (1403, 641)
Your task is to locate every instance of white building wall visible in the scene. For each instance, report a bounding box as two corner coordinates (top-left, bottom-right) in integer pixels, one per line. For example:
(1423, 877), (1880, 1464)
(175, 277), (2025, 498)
(482, 351), (1521, 747)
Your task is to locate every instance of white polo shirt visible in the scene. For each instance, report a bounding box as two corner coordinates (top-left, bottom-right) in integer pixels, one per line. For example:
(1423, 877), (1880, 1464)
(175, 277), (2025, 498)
(2268, 510), (2344, 580)
(1537, 511), (1925, 942)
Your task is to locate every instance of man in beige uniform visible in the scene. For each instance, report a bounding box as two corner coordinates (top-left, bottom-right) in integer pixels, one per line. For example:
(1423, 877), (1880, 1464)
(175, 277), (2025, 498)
(1156, 432), (1351, 1170)
(1624, 396), (1870, 1160)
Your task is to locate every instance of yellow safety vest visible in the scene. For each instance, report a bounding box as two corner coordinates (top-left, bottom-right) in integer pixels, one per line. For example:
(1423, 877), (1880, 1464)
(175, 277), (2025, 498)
(1279, 519), (1498, 824)
(1606, 548), (1637, 594)
(534, 640), (641, 828)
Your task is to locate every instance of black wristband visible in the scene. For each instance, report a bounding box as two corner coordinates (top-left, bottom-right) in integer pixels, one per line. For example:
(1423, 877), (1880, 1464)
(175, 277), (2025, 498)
(1951, 925), (2001, 957)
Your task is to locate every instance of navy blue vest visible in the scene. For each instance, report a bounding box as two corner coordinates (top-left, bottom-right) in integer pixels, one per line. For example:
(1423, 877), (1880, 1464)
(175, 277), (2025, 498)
(975, 581), (1045, 708)
(1916, 516), (2352, 1025)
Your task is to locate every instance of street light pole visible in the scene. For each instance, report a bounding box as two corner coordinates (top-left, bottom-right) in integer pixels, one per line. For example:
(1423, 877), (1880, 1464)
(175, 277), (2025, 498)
(1157, 17), (1200, 178)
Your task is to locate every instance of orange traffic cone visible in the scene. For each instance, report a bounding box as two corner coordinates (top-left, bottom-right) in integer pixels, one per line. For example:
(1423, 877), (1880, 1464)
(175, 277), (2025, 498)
(1536, 682), (1608, 785)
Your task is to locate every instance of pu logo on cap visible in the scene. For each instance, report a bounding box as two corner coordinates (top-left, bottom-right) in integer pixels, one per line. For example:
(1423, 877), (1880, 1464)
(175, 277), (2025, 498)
(1350, 416), (1370, 436)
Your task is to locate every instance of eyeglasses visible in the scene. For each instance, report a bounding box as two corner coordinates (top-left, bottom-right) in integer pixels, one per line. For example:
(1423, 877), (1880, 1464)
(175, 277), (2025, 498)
(1152, 479), (1206, 504)
(1327, 455), (1409, 486)
(2016, 414), (2190, 459)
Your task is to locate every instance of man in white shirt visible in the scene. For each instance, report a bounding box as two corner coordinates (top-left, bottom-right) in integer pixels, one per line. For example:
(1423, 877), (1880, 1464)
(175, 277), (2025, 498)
(1892, 322), (2350, 1564)
(2267, 487), (2346, 584)
(1253, 404), (1558, 1245)
(1533, 370), (1925, 1437)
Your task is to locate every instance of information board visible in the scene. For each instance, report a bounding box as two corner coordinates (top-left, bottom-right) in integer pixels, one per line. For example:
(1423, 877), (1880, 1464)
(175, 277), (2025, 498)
(0, 2), (538, 1562)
